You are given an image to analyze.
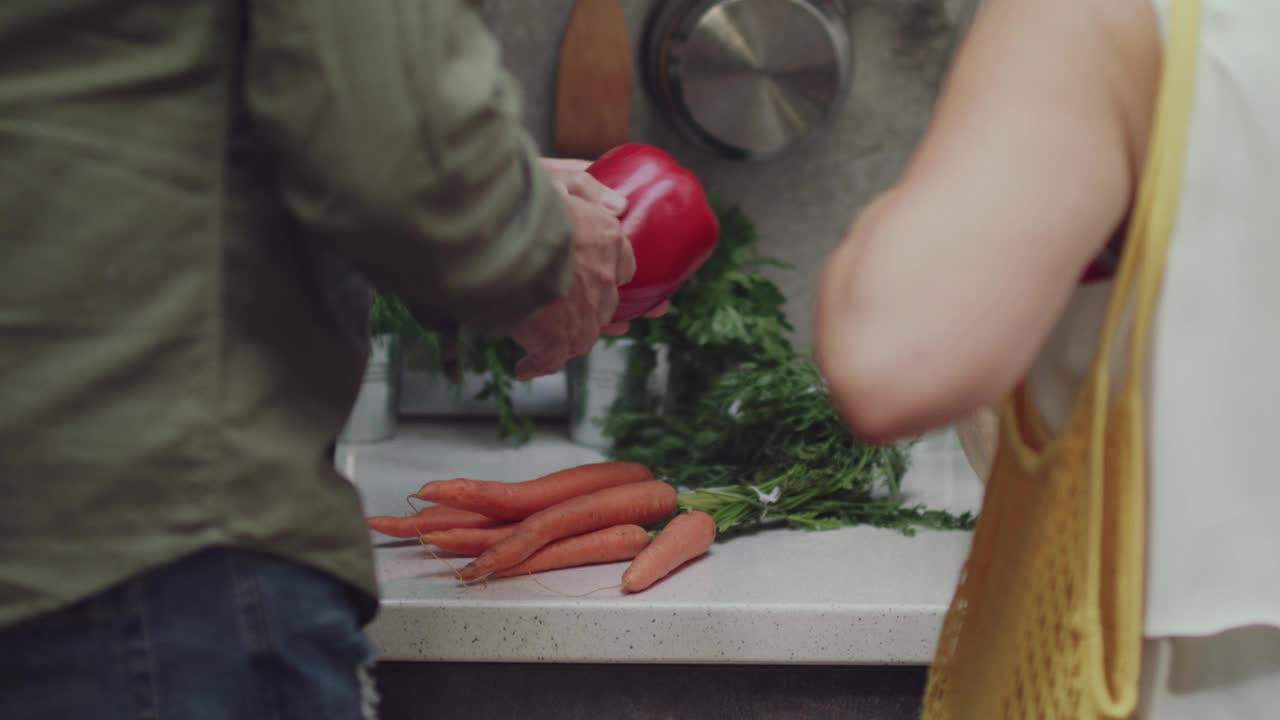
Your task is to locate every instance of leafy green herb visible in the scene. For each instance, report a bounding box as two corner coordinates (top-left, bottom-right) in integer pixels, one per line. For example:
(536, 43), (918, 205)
(367, 292), (529, 441)
(606, 355), (974, 537)
(464, 337), (532, 443)
(368, 292), (414, 338)
(369, 293), (444, 371)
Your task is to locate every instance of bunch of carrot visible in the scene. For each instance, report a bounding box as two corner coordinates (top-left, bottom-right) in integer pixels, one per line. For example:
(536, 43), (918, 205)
(365, 462), (716, 593)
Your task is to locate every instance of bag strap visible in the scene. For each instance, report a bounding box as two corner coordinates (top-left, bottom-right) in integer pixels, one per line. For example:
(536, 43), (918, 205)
(1091, 0), (1201, 406)
(1085, 0), (1202, 713)
(999, 0), (1203, 472)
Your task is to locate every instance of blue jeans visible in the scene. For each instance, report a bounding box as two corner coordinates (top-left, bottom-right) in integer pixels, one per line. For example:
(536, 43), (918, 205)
(0, 548), (378, 720)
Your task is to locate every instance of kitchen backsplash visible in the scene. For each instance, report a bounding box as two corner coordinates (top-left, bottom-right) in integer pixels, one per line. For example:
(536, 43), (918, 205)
(478, 0), (979, 349)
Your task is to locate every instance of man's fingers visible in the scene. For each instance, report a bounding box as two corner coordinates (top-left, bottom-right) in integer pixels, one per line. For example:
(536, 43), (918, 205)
(543, 158), (626, 214)
(602, 321), (630, 336)
(514, 359), (540, 382)
(616, 236), (637, 286)
(514, 163), (640, 380)
(596, 285), (620, 328)
(516, 352), (561, 382)
(541, 157), (591, 174)
(565, 174), (626, 215)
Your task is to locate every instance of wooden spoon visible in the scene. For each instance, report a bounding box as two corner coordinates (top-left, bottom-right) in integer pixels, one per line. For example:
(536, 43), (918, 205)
(553, 0), (634, 158)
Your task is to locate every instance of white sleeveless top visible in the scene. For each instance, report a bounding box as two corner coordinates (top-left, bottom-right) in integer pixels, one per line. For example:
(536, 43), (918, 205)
(1028, 0), (1280, 638)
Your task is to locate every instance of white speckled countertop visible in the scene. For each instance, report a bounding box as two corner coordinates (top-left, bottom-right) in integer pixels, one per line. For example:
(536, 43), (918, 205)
(340, 421), (983, 666)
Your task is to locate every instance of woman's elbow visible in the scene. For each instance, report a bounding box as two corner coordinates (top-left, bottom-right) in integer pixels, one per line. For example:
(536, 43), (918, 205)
(814, 314), (1015, 444)
(813, 246), (933, 441)
(813, 191), (1031, 443)
(816, 341), (946, 443)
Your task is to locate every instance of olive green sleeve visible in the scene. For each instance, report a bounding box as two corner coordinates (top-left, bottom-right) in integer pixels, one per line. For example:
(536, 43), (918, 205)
(244, 0), (572, 335)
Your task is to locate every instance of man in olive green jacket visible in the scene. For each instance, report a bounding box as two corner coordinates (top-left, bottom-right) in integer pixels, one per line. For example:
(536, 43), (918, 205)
(0, 2), (637, 717)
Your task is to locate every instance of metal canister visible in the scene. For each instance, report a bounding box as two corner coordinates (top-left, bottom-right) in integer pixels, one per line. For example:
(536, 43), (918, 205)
(566, 339), (669, 449)
(339, 335), (400, 444)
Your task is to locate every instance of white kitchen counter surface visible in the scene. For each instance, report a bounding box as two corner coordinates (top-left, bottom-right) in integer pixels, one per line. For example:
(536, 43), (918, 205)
(340, 421), (983, 665)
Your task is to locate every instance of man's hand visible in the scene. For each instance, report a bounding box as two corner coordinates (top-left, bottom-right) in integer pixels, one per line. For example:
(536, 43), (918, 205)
(540, 158), (627, 214)
(511, 160), (637, 380)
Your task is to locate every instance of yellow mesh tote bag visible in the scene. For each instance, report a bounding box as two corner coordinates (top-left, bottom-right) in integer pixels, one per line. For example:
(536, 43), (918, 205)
(921, 1), (1202, 718)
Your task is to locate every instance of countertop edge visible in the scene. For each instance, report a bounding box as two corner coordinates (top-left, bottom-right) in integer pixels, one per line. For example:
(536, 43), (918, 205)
(367, 598), (945, 666)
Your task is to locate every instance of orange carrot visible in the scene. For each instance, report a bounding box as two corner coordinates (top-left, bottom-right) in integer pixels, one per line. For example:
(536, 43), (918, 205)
(621, 510), (716, 593)
(420, 525), (518, 556)
(366, 505), (501, 538)
(492, 525), (651, 578)
(415, 461), (654, 521)
(459, 480), (677, 581)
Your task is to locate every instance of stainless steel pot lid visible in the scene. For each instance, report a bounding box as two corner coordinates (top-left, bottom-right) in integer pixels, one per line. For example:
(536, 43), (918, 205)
(644, 0), (853, 160)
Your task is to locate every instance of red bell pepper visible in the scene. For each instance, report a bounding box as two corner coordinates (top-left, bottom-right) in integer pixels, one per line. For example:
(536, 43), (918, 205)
(586, 144), (720, 323)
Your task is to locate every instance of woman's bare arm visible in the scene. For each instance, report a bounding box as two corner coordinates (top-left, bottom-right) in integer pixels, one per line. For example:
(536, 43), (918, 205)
(814, 0), (1161, 442)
